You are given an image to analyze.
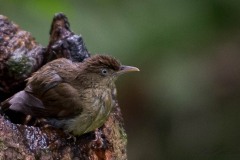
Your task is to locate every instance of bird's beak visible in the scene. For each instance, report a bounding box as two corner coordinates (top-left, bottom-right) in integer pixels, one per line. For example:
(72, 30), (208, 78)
(116, 65), (140, 75)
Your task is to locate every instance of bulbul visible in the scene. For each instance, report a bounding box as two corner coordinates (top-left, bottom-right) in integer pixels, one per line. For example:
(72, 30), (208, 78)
(1, 55), (139, 135)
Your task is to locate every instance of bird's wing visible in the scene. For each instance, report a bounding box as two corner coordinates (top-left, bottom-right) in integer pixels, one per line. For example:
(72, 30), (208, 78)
(2, 61), (82, 118)
(2, 83), (82, 118)
(25, 66), (63, 96)
(28, 82), (83, 118)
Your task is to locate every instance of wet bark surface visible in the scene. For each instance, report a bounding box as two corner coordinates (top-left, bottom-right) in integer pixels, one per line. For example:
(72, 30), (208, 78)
(0, 13), (127, 160)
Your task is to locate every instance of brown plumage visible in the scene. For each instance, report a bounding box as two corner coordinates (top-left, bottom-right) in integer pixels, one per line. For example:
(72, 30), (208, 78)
(1, 55), (139, 135)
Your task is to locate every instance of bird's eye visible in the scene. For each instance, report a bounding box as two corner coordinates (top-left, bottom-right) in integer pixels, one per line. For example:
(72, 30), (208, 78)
(101, 68), (108, 76)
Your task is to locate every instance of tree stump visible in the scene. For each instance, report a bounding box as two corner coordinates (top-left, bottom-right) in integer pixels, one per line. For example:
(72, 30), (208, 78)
(0, 13), (127, 160)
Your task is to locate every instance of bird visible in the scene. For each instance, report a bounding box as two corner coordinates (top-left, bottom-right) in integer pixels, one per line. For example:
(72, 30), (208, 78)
(1, 55), (139, 136)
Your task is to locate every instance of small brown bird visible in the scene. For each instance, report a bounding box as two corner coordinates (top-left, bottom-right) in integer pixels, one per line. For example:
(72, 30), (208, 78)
(1, 55), (139, 135)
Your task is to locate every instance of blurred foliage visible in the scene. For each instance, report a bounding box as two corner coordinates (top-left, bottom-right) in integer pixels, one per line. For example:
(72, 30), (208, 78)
(1, 0), (240, 159)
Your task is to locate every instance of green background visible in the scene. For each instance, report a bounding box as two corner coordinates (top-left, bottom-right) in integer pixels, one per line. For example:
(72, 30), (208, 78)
(1, 0), (240, 159)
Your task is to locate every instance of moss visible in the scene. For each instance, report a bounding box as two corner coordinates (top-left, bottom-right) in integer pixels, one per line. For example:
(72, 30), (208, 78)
(119, 126), (127, 142)
(6, 48), (33, 79)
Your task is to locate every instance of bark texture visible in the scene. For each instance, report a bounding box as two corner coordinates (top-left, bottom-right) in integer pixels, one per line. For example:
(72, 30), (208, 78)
(0, 14), (127, 160)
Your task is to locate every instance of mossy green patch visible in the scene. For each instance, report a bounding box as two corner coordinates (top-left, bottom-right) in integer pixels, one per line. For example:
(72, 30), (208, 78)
(6, 49), (33, 79)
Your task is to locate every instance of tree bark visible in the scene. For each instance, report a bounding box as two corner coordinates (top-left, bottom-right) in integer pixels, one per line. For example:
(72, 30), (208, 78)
(0, 13), (127, 160)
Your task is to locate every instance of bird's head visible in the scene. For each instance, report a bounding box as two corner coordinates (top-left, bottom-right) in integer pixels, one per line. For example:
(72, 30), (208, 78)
(79, 55), (139, 86)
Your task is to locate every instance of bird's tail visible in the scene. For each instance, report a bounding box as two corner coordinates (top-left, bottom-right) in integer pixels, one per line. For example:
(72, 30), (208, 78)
(1, 91), (28, 113)
(0, 91), (41, 124)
